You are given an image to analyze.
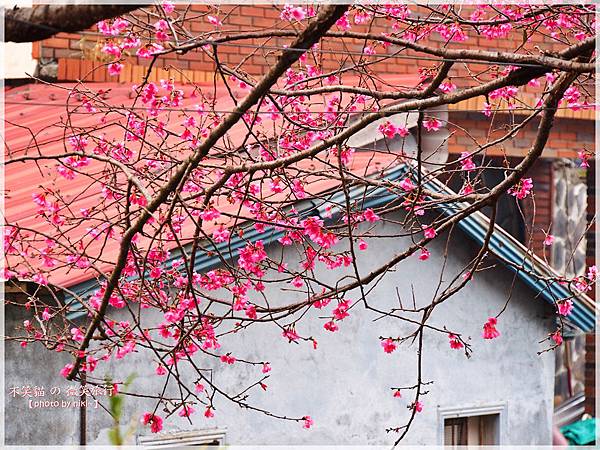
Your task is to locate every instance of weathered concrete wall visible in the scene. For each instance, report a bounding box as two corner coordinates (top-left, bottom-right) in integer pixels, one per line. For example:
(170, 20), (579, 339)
(4, 294), (80, 445)
(5, 216), (555, 446)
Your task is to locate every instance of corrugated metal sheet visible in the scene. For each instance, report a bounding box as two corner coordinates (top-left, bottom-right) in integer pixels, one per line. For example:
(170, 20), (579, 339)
(4, 79), (416, 288)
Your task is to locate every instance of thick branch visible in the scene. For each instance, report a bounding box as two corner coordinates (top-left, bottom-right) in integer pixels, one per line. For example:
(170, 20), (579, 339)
(3, 4), (143, 42)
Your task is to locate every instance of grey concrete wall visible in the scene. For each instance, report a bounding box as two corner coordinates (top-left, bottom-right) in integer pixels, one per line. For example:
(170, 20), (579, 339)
(5, 293), (80, 445)
(4, 216), (556, 446)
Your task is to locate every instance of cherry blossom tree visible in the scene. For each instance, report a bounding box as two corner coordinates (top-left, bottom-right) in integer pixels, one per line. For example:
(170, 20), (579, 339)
(4, 3), (597, 443)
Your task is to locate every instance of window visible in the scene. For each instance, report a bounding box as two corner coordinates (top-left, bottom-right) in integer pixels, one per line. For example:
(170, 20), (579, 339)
(438, 403), (506, 445)
(444, 415), (499, 445)
(138, 429), (226, 448)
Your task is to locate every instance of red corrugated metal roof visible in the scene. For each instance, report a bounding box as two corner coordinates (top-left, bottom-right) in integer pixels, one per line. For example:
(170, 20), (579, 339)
(4, 77), (419, 288)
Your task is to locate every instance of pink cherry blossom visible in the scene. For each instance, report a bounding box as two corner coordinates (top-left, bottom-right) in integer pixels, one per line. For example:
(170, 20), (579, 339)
(378, 121), (409, 139)
(482, 317), (500, 339)
(399, 178), (416, 191)
(60, 364), (74, 378)
(363, 208), (380, 222)
(200, 208), (221, 221)
(551, 331), (563, 346)
(206, 15), (222, 27)
(414, 401), (424, 412)
(423, 226), (436, 239)
(141, 413), (163, 433)
(336, 12), (351, 30)
(461, 183), (474, 195)
(588, 265), (598, 282)
(136, 43), (164, 59)
(363, 46), (376, 55)
(71, 328), (85, 342)
(32, 273), (48, 286)
(313, 297), (332, 309)
(381, 338), (397, 353)
(436, 23), (467, 41)
(302, 415), (314, 429)
(324, 321), (339, 332)
(282, 328), (300, 342)
(578, 149), (591, 168)
(423, 117), (442, 132)
(154, 19), (169, 32)
(439, 81), (456, 93)
(291, 276), (304, 288)
(162, 1), (175, 13)
(281, 6), (307, 22)
(483, 102), (493, 117)
(102, 42), (121, 58)
(557, 300), (573, 316)
(212, 228), (230, 243)
(460, 152), (476, 171)
(332, 300), (350, 320)
(544, 234), (555, 246)
(508, 178), (533, 199)
(448, 334), (464, 349)
(178, 405), (195, 417)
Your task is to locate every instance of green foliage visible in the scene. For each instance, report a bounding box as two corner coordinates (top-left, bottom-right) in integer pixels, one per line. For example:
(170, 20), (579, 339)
(106, 373), (137, 446)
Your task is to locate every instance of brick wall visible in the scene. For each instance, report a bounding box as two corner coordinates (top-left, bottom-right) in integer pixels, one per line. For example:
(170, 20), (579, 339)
(34, 5), (578, 76)
(521, 158), (554, 256)
(33, 5), (594, 125)
(447, 113), (594, 159)
(586, 162), (596, 291)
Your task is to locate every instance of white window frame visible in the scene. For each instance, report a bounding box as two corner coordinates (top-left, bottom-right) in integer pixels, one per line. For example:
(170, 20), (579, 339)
(137, 428), (227, 448)
(438, 403), (507, 445)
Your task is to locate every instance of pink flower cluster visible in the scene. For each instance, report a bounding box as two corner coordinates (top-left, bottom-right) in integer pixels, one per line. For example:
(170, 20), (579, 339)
(280, 5), (307, 22)
(448, 334), (464, 349)
(508, 178), (533, 200)
(378, 121), (409, 139)
(381, 338), (397, 353)
(141, 412), (163, 433)
(482, 317), (500, 340)
(557, 300), (573, 316)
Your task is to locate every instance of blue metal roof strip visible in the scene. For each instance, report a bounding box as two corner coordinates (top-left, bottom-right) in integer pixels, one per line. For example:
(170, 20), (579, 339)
(418, 174), (595, 332)
(65, 162), (595, 331)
